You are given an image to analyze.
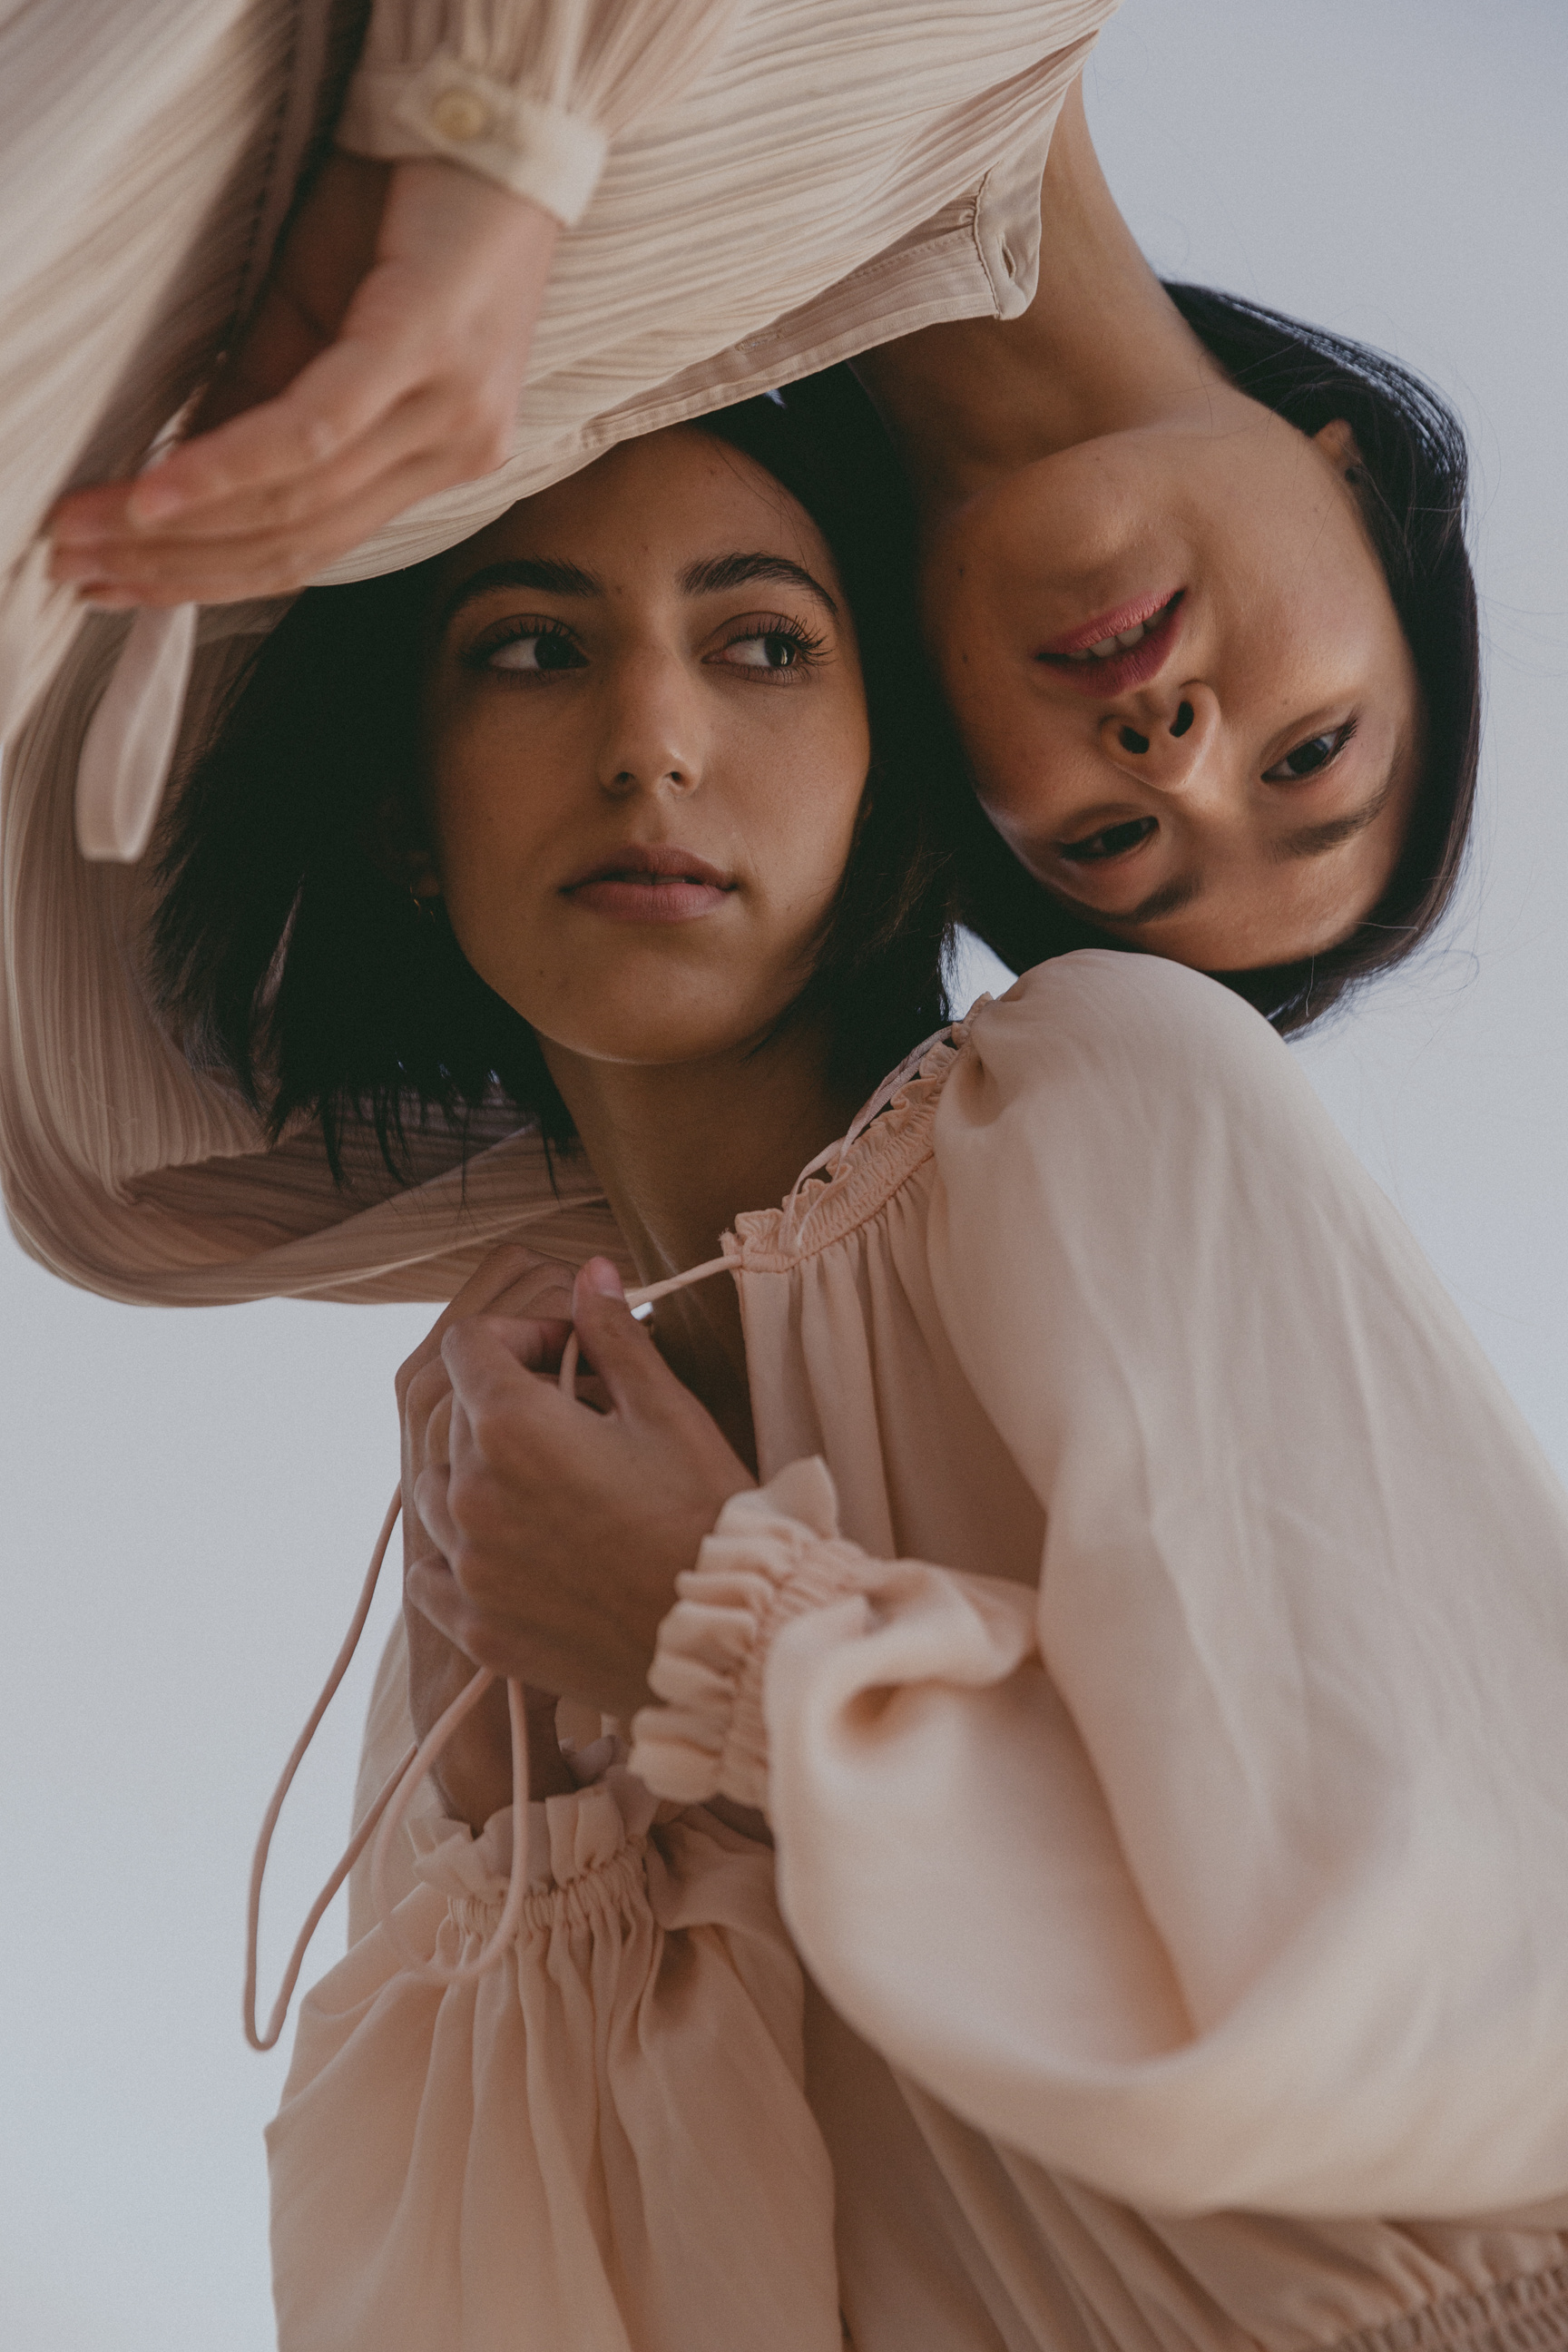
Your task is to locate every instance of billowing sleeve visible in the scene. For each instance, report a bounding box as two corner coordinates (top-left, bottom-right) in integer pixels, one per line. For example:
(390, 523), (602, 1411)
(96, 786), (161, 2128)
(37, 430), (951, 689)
(271, 1759), (840, 2351)
(631, 954), (1568, 2220)
(335, 0), (740, 223)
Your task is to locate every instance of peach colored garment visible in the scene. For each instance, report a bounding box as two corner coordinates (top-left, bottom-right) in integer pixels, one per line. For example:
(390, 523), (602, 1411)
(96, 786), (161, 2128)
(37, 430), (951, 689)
(275, 958), (1568, 2352)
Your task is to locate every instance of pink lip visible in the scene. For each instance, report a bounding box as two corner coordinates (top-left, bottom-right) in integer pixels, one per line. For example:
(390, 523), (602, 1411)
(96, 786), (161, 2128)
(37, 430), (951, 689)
(1036, 589), (1185, 697)
(563, 843), (736, 924)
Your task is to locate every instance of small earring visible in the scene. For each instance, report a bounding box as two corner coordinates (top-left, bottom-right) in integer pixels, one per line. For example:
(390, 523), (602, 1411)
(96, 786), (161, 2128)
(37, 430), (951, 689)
(408, 883), (439, 919)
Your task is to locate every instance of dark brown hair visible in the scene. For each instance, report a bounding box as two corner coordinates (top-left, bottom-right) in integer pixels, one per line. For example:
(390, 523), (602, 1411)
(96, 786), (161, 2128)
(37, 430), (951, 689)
(152, 380), (957, 1179)
(961, 285), (1480, 1034)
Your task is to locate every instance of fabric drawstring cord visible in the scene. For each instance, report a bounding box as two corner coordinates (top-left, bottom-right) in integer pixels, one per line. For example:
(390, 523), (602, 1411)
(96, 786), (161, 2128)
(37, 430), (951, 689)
(243, 1033), (953, 2048)
(243, 1254), (730, 2052)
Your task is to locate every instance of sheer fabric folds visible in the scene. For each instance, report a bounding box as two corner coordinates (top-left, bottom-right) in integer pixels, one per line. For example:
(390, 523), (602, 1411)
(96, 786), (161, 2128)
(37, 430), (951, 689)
(277, 958), (1568, 2351)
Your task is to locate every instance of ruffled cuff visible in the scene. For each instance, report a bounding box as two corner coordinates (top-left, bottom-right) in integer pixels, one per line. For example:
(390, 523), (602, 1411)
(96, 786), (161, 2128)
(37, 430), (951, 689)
(411, 1750), (661, 1956)
(630, 1458), (875, 1813)
(338, 1), (739, 225)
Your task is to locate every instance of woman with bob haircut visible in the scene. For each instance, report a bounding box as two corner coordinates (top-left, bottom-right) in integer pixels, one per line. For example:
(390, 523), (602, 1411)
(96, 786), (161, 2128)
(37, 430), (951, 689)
(4, 20), (1482, 1332)
(161, 385), (1568, 2352)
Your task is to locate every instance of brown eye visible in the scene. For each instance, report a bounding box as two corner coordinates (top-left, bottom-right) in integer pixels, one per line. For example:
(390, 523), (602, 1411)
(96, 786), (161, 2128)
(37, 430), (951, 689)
(1263, 723), (1356, 783)
(472, 621), (587, 675)
(1057, 815), (1158, 865)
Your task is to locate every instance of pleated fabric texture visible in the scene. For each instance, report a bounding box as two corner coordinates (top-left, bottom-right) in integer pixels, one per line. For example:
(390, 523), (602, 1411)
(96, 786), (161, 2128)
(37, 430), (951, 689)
(0, 0), (1113, 1305)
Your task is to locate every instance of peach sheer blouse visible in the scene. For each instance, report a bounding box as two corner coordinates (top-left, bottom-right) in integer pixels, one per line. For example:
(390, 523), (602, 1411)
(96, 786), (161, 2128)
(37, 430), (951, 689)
(270, 958), (1568, 2352)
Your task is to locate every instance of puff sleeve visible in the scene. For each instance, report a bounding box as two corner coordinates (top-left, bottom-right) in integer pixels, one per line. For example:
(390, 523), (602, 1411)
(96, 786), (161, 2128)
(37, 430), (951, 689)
(336, 0), (740, 223)
(631, 956), (1568, 2221)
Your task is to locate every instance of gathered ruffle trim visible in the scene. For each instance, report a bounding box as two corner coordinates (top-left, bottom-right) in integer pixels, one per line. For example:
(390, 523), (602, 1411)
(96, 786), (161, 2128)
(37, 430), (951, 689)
(631, 1459), (874, 1811)
(729, 1031), (966, 1269)
(410, 1756), (662, 1945)
(1328, 2262), (1568, 2352)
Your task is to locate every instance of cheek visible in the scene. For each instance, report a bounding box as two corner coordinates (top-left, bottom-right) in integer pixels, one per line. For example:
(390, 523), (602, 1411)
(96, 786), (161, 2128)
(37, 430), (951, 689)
(938, 659), (1079, 843)
(727, 698), (868, 911)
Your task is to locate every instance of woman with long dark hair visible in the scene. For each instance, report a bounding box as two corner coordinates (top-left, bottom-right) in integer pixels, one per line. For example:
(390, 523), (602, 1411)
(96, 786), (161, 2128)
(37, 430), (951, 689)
(163, 390), (1568, 2351)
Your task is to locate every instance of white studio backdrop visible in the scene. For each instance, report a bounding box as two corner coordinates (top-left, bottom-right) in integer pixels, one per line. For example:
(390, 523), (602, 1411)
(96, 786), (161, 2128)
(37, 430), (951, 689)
(2, 5), (1564, 2345)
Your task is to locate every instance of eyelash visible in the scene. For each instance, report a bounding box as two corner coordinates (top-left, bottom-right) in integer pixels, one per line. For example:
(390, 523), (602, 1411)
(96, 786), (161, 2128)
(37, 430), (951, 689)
(720, 615), (828, 677)
(1262, 719), (1359, 784)
(1059, 719), (1363, 867)
(464, 612), (828, 680)
(465, 615), (582, 674)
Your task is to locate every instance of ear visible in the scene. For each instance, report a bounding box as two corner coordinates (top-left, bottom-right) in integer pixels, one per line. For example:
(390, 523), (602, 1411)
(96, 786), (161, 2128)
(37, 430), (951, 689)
(1312, 417), (1368, 481)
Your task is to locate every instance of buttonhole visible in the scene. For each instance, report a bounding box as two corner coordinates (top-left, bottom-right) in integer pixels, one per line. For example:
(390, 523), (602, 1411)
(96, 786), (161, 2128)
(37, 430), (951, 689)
(1170, 701), (1194, 739)
(1119, 725), (1151, 754)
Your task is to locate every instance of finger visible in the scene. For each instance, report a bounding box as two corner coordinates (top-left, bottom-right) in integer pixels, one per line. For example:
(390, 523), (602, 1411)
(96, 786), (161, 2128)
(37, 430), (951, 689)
(441, 1316), (576, 1446)
(406, 1320), (566, 1494)
(397, 1247), (568, 1407)
(568, 1259), (677, 1418)
(412, 1458), (463, 1565)
(125, 311), (514, 541)
(406, 1549), (476, 1656)
(50, 425), (455, 584)
(126, 331), (418, 524)
(51, 431), (501, 602)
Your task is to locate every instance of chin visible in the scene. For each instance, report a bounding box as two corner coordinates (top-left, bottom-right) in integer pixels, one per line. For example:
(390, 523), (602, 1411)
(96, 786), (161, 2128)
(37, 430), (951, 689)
(525, 982), (797, 1073)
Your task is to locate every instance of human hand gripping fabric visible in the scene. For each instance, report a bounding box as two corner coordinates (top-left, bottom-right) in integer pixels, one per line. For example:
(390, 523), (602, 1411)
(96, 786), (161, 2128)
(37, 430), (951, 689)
(406, 1257), (756, 1785)
(47, 154), (557, 606)
(397, 1248), (585, 1825)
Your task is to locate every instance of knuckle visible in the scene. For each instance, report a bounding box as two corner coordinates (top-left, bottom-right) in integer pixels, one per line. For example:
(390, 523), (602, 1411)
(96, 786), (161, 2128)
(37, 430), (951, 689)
(466, 1403), (519, 1465)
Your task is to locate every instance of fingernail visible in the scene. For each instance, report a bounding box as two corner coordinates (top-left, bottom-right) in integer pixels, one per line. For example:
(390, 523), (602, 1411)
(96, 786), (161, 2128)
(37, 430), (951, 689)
(583, 1257), (624, 1298)
(78, 587), (142, 609)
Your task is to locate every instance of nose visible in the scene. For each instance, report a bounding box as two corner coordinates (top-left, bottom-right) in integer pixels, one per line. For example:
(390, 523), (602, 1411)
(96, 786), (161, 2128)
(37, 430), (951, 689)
(595, 644), (705, 799)
(1096, 681), (1220, 796)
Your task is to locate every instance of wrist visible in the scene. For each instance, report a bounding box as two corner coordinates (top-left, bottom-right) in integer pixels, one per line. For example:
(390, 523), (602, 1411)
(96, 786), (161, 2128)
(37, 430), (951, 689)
(383, 157), (559, 280)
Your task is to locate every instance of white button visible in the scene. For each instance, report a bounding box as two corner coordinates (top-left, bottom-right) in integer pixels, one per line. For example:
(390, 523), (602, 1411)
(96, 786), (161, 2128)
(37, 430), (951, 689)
(430, 87), (491, 143)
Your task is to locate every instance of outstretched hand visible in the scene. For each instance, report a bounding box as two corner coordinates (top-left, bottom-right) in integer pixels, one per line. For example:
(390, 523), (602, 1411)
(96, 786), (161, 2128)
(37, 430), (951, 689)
(407, 1257), (756, 1731)
(47, 154), (557, 607)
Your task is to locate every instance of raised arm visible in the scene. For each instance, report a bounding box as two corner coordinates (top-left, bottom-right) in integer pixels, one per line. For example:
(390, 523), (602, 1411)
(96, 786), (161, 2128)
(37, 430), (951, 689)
(47, 0), (737, 606)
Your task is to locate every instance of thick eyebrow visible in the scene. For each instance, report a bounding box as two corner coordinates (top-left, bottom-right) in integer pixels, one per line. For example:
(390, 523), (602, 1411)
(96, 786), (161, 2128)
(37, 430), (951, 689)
(1269, 775), (1396, 863)
(438, 548), (838, 639)
(438, 558), (600, 634)
(1052, 868), (1207, 927)
(1050, 770), (1399, 926)
(680, 550), (838, 613)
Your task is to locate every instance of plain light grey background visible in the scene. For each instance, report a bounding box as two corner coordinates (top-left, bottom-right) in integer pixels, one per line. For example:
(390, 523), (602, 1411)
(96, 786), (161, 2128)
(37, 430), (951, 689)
(3, 5), (1564, 2345)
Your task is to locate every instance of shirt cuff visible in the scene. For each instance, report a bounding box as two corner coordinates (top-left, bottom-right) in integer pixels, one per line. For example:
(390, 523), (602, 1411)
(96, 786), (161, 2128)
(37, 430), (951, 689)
(337, 51), (609, 224)
(630, 1458), (875, 1812)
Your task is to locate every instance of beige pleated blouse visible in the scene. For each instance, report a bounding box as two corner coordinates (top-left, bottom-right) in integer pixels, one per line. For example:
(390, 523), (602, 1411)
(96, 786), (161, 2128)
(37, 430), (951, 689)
(271, 957), (1568, 2352)
(0, 0), (1113, 1303)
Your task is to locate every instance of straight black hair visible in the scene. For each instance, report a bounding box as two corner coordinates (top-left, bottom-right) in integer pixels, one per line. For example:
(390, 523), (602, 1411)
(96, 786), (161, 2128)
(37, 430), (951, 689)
(152, 378), (957, 1181)
(960, 284), (1480, 1034)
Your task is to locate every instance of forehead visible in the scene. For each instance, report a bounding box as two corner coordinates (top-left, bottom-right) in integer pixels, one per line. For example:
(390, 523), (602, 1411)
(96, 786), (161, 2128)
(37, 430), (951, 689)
(436, 428), (826, 588)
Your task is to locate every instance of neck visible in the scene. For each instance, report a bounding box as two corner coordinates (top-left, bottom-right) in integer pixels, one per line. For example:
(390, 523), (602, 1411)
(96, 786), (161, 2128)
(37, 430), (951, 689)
(543, 1016), (858, 1470)
(854, 81), (1221, 516)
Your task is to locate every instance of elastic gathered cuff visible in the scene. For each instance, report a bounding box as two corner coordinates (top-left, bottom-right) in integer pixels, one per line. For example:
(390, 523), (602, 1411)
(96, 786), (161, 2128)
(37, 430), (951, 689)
(338, 54), (608, 222)
(411, 1759), (660, 1951)
(630, 1458), (873, 1812)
